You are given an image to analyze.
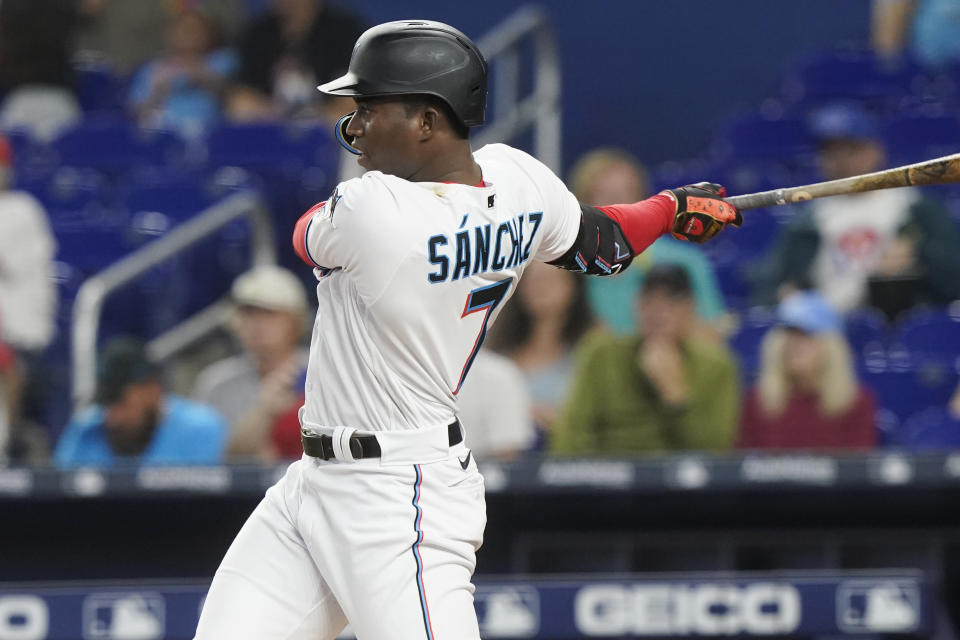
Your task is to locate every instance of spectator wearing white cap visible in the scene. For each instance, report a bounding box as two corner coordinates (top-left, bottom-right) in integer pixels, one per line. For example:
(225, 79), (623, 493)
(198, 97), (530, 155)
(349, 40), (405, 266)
(738, 291), (876, 451)
(192, 264), (310, 459)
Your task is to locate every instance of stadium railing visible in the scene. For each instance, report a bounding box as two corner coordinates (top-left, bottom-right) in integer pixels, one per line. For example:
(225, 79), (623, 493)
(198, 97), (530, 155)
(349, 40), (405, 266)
(473, 5), (562, 173)
(69, 190), (275, 410)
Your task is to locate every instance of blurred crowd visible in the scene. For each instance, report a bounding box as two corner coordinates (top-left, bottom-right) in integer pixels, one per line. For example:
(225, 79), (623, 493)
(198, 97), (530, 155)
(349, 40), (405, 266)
(2, 0), (960, 467)
(0, 0), (364, 139)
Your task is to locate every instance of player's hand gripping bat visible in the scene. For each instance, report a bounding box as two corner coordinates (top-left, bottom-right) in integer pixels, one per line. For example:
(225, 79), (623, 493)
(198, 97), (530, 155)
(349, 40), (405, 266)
(724, 152), (960, 211)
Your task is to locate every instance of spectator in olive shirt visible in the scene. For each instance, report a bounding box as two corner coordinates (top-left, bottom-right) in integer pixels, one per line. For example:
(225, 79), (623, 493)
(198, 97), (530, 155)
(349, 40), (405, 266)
(552, 264), (740, 455)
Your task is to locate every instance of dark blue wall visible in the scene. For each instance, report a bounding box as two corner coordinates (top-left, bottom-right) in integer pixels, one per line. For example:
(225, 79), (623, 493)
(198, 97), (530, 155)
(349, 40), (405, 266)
(335, 0), (871, 174)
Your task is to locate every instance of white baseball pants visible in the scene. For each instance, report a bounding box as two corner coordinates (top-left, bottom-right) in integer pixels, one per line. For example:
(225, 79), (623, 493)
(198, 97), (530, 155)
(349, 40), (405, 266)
(194, 439), (486, 640)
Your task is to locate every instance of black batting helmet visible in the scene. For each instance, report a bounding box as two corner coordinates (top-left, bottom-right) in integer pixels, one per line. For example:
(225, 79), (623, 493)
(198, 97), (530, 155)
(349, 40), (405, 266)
(317, 20), (488, 128)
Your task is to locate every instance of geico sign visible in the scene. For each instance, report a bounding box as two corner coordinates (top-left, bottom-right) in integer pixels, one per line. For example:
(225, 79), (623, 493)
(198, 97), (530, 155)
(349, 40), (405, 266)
(575, 583), (801, 636)
(0, 596), (48, 640)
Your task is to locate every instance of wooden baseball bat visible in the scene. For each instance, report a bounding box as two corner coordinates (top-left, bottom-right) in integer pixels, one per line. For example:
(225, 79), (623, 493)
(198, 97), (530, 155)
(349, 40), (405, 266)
(725, 152), (960, 211)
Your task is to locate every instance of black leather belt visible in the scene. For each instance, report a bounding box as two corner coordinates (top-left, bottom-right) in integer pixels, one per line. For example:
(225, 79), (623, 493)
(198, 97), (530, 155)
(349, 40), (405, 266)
(301, 421), (462, 461)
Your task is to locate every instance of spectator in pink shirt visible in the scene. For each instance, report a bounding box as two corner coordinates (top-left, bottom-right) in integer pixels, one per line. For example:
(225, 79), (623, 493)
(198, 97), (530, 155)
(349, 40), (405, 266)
(739, 291), (876, 451)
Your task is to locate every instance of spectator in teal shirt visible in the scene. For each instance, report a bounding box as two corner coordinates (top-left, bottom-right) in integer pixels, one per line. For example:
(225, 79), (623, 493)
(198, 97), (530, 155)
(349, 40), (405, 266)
(54, 338), (226, 468)
(569, 148), (727, 334)
(127, 8), (238, 134)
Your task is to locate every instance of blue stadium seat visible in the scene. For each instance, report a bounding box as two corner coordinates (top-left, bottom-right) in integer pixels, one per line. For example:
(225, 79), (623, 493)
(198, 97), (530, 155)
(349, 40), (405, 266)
(47, 166), (266, 343)
(844, 308), (890, 360)
(296, 164), (340, 211)
(712, 112), (814, 166)
(881, 113), (960, 166)
(712, 260), (751, 311)
(696, 204), (780, 310)
(892, 307), (960, 371)
(46, 259), (143, 383)
(3, 127), (32, 160)
(651, 160), (725, 193)
(50, 259), (147, 349)
(52, 121), (186, 173)
(73, 60), (124, 115)
(115, 167), (259, 268)
(116, 167), (268, 331)
(722, 209), (780, 261)
(780, 50), (923, 108)
(53, 225), (129, 273)
(116, 167), (264, 220)
(204, 123), (337, 170)
(18, 166), (113, 217)
(889, 407), (960, 449)
(117, 169), (220, 223)
(862, 367), (957, 421)
(4, 127), (59, 179)
(874, 407), (901, 446)
(729, 308), (776, 378)
(204, 124), (339, 278)
(694, 230), (751, 309)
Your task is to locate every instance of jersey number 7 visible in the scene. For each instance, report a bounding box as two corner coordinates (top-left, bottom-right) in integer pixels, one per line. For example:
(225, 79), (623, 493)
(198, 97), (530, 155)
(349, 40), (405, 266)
(454, 277), (514, 394)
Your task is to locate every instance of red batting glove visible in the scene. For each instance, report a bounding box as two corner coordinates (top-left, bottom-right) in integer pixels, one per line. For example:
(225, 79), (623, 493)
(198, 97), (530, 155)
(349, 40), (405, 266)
(662, 182), (742, 243)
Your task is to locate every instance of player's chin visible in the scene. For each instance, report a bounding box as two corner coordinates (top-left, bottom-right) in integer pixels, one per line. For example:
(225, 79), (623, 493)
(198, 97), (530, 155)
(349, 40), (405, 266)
(358, 154), (390, 175)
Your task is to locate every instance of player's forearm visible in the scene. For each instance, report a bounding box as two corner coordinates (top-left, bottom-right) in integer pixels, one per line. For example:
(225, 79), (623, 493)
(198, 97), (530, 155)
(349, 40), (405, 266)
(548, 196), (674, 276)
(596, 194), (675, 256)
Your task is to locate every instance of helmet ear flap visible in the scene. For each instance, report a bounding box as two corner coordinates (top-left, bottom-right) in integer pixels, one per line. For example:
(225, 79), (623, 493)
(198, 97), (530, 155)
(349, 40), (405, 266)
(335, 111), (361, 155)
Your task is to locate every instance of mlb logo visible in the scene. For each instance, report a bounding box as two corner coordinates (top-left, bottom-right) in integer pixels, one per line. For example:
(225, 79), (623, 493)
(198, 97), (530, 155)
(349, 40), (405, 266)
(475, 586), (539, 638)
(837, 580), (920, 633)
(82, 592), (165, 640)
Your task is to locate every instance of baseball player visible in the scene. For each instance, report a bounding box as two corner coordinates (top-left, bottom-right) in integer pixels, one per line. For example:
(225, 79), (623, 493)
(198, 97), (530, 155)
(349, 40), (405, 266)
(195, 20), (741, 640)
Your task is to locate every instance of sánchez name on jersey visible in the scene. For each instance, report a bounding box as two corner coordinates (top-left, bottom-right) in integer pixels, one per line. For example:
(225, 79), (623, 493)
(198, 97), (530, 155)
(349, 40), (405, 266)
(426, 212), (543, 283)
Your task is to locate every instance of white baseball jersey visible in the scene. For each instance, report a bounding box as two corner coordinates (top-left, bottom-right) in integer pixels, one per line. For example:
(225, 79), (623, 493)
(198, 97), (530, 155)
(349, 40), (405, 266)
(299, 143), (581, 434)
